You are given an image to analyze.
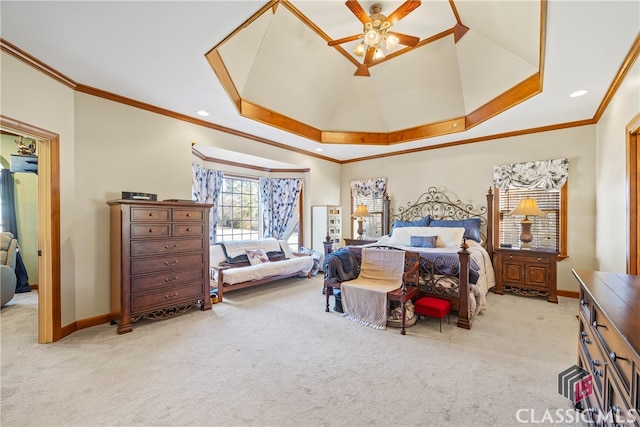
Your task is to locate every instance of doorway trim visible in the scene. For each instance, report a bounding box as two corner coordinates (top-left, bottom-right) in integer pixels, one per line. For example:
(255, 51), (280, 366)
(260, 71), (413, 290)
(1, 115), (60, 343)
(627, 112), (640, 275)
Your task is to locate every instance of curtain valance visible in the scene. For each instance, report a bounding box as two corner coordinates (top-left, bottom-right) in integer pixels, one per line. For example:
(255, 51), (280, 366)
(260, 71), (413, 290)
(493, 158), (569, 191)
(350, 177), (387, 198)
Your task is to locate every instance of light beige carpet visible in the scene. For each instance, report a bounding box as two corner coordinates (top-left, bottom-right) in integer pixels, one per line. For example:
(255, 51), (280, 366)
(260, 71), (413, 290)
(1, 275), (580, 427)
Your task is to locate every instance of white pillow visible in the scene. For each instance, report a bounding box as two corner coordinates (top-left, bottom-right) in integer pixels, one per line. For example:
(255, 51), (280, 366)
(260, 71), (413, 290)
(425, 226), (466, 248)
(388, 226), (466, 248)
(245, 249), (270, 265)
(388, 227), (436, 246)
(278, 239), (295, 259)
(210, 244), (227, 267)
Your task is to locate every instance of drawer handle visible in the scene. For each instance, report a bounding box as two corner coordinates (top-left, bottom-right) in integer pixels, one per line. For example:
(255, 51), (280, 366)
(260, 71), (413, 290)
(148, 212), (154, 216)
(186, 213), (192, 217)
(592, 321), (606, 329)
(609, 351), (628, 362)
(148, 228), (154, 233)
(537, 257), (541, 261)
(164, 244), (178, 250)
(164, 276), (178, 282)
(580, 331), (591, 344)
(186, 228), (192, 231)
(509, 255), (513, 259)
(592, 368), (603, 377)
(590, 359), (600, 370)
(580, 299), (586, 306)
(164, 293), (178, 299)
(164, 260), (178, 266)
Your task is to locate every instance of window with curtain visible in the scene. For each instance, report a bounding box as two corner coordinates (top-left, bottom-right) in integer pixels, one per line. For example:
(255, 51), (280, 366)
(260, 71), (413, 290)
(493, 158), (568, 257)
(217, 176), (260, 241)
(192, 165), (303, 244)
(350, 177), (386, 240)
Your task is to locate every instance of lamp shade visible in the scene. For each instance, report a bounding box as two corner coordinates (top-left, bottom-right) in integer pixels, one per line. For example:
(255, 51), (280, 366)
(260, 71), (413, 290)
(353, 205), (369, 218)
(509, 198), (545, 218)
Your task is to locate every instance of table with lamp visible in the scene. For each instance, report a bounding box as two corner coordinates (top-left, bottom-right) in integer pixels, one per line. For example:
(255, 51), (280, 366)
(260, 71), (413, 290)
(493, 197), (559, 303)
(344, 205), (378, 247)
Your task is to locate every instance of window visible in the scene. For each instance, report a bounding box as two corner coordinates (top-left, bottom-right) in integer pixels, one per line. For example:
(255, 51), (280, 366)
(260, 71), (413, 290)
(496, 184), (567, 257)
(217, 176), (260, 241)
(352, 192), (384, 240)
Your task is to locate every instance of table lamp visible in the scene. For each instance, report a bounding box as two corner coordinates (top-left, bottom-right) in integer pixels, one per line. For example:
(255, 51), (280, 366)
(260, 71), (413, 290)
(509, 197), (545, 249)
(352, 205), (370, 239)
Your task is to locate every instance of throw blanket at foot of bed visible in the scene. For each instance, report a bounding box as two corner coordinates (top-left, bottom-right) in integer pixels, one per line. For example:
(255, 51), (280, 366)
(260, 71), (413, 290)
(341, 248), (405, 329)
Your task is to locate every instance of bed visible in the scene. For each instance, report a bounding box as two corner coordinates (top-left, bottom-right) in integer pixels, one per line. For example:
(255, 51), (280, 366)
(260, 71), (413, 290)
(325, 187), (495, 330)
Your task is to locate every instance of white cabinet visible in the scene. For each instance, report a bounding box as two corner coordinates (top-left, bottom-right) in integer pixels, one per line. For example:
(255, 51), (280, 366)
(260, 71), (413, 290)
(312, 205), (342, 253)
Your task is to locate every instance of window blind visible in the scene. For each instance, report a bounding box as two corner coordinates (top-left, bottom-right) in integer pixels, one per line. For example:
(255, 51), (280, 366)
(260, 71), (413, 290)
(498, 188), (560, 250)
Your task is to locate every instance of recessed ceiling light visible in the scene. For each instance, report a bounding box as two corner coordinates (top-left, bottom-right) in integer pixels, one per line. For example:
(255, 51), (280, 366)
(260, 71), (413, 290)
(569, 90), (588, 98)
(196, 110), (210, 117)
(315, 148), (323, 152)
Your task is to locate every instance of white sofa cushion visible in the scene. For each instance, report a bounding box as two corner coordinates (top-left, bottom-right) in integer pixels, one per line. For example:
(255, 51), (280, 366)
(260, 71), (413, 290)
(220, 255), (314, 285)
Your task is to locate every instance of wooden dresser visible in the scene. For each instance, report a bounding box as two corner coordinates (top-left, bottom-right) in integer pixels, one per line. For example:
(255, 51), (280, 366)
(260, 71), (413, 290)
(494, 248), (558, 303)
(107, 200), (213, 334)
(572, 269), (640, 426)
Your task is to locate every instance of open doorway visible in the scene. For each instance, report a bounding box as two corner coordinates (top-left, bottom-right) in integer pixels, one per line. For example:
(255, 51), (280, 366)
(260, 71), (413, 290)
(0, 115), (60, 343)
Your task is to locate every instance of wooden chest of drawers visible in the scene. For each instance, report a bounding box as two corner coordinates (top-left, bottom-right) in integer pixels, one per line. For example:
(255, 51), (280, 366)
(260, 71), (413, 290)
(494, 248), (558, 303)
(572, 269), (640, 426)
(107, 200), (213, 334)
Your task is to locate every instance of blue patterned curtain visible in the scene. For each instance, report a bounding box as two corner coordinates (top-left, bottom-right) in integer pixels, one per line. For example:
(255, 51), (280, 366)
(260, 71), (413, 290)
(493, 158), (569, 191)
(191, 163), (224, 243)
(259, 178), (302, 239)
(350, 177), (387, 197)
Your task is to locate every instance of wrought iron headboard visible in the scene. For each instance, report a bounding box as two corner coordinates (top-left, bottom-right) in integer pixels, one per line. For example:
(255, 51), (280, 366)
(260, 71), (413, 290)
(386, 186), (494, 255)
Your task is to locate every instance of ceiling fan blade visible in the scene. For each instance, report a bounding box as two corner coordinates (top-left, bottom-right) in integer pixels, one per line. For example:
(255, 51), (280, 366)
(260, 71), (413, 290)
(364, 46), (375, 65)
(384, 1), (422, 26)
(328, 34), (363, 47)
(345, 1), (372, 25)
(387, 32), (420, 47)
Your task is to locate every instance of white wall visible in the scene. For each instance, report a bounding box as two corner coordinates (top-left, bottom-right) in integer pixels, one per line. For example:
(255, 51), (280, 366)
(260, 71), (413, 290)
(73, 93), (341, 318)
(342, 126), (598, 292)
(595, 59), (640, 273)
(1, 52), (76, 325)
(2, 42), (636, 325)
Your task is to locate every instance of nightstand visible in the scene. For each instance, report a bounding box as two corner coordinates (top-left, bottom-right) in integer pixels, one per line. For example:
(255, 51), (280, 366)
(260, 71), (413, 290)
(343, 238), (377, 246)
(494, 247), (559, 303)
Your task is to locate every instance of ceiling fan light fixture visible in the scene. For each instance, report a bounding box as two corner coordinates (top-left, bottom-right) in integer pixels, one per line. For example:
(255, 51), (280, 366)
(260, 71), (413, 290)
(353, 42), (366, 56)
(364, 28), (380, 47)
(385, 34), (399, 50)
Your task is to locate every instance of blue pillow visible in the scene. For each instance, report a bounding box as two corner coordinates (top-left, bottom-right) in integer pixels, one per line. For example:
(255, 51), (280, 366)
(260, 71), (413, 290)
(390, 216), (430, 235)
(410, 235), (437, 248)
(429, 218), (482, 243)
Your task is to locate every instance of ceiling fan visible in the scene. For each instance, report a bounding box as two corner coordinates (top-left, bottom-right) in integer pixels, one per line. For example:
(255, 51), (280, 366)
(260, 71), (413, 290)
(328, 1), (422, 77)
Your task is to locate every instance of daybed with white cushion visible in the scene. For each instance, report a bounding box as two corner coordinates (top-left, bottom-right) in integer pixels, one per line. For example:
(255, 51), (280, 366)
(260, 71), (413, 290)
(210, 238), (314, 302)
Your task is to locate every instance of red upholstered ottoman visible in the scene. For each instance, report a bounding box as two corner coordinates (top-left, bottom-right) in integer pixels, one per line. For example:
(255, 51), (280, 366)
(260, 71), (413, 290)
(414, 297), (451, 332)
